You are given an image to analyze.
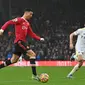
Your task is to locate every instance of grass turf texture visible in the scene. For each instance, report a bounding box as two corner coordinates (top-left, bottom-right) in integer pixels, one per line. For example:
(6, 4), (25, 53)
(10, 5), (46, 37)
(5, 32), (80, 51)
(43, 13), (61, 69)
(0, 66), (85, 85)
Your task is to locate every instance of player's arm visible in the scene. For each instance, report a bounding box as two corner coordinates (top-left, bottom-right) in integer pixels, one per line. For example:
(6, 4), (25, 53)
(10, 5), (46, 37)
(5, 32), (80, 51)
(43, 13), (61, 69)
(69, 32), (75, 49)
(27, 25), (44, 41)
(0, 20), (15, 35)
(0, 18), (22, 35)
(69, 29), (81, 49)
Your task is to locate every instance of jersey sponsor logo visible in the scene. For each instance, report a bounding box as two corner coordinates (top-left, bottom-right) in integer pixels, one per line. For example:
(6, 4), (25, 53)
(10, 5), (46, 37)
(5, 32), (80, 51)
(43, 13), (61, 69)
(22, 26), (28, 30)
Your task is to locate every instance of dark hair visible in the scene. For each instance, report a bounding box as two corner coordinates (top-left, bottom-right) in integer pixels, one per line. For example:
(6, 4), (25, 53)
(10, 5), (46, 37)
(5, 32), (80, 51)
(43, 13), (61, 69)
(24, 8), (33, 12)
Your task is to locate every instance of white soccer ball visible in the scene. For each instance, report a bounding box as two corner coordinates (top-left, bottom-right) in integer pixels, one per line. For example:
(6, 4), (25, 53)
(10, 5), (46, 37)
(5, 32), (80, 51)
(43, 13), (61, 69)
(39, 73), (49, 83)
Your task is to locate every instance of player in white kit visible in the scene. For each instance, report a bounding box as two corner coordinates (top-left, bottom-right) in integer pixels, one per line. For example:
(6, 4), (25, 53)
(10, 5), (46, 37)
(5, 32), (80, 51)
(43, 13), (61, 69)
(67, 27), (85, 78)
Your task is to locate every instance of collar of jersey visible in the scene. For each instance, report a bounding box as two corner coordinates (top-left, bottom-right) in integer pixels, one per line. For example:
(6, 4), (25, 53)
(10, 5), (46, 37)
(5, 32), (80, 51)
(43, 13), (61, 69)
(21, 17), (28, 22)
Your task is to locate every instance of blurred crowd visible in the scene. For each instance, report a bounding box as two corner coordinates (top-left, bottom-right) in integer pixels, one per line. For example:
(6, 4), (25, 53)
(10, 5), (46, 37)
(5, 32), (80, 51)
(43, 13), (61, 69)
(30, 21), (73, 61)
(0, 35), (13, 60)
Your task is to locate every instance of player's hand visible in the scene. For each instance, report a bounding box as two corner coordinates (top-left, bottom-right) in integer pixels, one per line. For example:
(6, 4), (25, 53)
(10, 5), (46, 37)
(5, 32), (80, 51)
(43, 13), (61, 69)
(69, 43), (74, 49)
(0, 29), (4, 35)
(40, 38), (45, 41)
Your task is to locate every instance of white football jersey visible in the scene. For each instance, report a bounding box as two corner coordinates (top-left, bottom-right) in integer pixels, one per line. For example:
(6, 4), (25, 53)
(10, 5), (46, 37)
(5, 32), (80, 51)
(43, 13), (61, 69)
(74, 28), (85, 51)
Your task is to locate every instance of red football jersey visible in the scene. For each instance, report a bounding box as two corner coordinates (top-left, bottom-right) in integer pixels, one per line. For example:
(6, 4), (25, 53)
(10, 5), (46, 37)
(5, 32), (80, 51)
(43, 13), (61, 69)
(1, 17), (40, 43)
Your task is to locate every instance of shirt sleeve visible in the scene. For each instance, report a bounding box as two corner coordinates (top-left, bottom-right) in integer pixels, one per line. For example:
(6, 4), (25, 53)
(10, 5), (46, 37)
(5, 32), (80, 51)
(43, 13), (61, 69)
(1, 17), (23, 30)
(73, 29), (82, 35)
(27, 25), (40, 40)
(1, 20), (15, 30)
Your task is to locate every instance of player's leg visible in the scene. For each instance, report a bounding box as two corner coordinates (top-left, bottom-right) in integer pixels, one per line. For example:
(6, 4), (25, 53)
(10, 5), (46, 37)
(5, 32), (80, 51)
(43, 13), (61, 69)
(11, 54), (20, 63)
(26, 50), (39, 80)
(18, 41), (39, 80)
(17, 41), (39, 80)
(67, 55), (83, 78)
(0, 40), (23, 69)
(0, 54), (19, 69)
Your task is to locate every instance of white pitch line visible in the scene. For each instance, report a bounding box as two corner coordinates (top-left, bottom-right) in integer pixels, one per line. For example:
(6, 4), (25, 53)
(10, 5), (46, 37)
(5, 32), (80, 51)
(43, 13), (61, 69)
(0, 80), (33, 83)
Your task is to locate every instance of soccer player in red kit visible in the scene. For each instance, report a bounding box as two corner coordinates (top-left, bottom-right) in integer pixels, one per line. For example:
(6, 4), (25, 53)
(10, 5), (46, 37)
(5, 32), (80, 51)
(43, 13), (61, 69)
(0, 9), (44, 80)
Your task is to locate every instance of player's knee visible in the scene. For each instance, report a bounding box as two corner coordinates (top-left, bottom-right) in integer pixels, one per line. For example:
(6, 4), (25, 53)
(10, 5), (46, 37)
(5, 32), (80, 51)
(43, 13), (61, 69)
(30, 52), (36, 57)
(11, 54), (19, 63)
(11, 58), (18, 63)
(11, 60), (17, 64)
(79, 60), (83, 63)
(33, 52), (36, 57)
(78, 59), (83, 62)
(77, 55), (83, 62)
(26, 50), (36, 59)
(78, 60), (83, 68)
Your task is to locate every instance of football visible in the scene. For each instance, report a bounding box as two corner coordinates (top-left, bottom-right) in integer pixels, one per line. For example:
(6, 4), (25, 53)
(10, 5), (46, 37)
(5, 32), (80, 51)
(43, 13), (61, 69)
(39, 73), (49, 83)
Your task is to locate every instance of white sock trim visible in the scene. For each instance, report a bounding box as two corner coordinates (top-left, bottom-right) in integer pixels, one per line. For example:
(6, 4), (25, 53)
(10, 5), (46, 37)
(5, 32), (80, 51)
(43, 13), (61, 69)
(3, 62), (7, 66)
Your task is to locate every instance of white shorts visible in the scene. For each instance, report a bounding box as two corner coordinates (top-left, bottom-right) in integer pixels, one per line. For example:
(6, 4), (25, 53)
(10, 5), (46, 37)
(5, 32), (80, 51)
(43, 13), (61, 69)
(76, 50), (85, 60)
(75, 45), (85, 59)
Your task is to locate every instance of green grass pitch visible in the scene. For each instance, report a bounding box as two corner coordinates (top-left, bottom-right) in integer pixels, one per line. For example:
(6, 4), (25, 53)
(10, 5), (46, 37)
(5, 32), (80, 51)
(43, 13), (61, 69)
(0, 66), (85, 85)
